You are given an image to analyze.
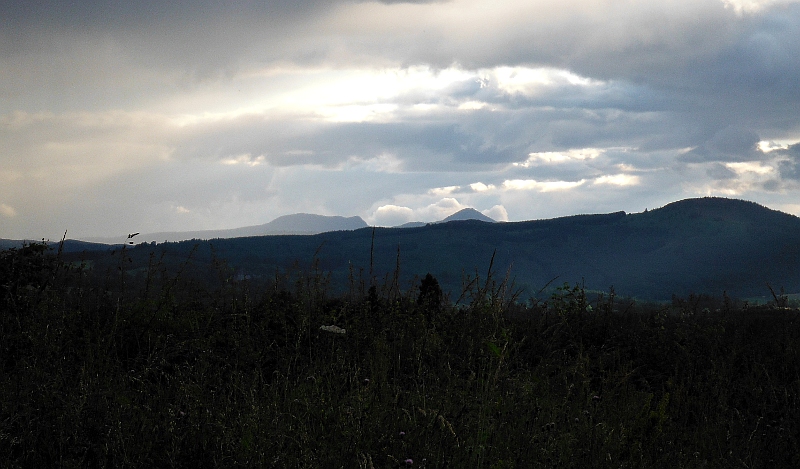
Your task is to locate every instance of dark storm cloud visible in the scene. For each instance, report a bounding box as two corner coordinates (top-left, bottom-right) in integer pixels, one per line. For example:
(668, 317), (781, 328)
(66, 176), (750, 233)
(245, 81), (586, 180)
(704, 10), (800, 93)
(0, 0), (347, 88)
(0, 0), (445, 37)
(672, 6), (800, 135)
(0, 1), (338, 28)
(339, 1), (800, 141)
(679, 127), (762, 162)
(777, 143), (800, 180)
(706, 163), (738, 180)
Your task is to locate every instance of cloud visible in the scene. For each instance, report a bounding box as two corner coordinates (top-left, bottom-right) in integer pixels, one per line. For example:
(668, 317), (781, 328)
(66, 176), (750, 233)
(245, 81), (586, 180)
(469, 182), (495, 192)
(428, 186), (461, 196)
(221, 155), (266, 166)
(777, 143), (800, 179)
(515, 148), (604, 167)
(593, 174), (640, 186)
(726, 161), (775, 175)
(417, 197), (468, 220)
(706, 163), (739, 180)
(483, 205), (508, 222)
(373, 204), (415, 226)
(722, 0), (800, 14)
(4, 0), (800, 238)
(0, 203), (16, 218)
(371, 197), (476, 225)
(372, 0), (448, 3)
(679, 127), (762, 162)
(502, 179), (587, 192)
(683, 160), (780, 196)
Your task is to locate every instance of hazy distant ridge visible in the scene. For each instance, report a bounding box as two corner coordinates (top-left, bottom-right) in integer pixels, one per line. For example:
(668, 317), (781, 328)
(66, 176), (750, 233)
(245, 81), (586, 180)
(259, 213), (368, 233)
(83, 208), (495, 244)
(4, 207), (493, 248)
(86, 213), (368, 244)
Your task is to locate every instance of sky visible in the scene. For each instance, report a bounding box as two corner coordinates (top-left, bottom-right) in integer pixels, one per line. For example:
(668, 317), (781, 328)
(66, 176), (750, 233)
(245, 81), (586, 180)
(3, 0), (800, 240)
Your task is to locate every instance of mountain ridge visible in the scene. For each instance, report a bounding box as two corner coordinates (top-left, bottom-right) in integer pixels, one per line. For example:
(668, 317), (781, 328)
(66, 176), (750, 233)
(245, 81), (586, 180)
(58, 196), (800, 301)
(83, 213), (369, 244)
(80, 207), (495, 244)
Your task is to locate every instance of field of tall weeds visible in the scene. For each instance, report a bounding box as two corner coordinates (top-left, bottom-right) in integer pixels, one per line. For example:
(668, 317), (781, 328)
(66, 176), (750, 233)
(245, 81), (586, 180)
(1, 242), (799, 467)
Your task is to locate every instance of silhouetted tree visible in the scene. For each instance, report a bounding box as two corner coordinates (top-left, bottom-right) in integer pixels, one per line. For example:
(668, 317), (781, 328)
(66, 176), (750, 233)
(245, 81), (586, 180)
(417, 273), (443, 320)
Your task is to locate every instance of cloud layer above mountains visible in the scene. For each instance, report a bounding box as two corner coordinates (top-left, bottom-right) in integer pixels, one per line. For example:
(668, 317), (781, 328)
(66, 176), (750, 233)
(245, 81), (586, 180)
(3, 0), (800, 239)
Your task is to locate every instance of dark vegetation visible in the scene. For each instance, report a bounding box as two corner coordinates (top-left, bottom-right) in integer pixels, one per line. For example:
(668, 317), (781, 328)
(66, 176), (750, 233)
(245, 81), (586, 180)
(2, 234), (800, 468)
(59, 197), (800, 302)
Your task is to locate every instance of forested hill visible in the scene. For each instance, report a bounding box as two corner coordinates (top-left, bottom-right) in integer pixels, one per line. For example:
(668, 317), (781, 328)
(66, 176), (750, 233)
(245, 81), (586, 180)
(68, 197), (800, 301)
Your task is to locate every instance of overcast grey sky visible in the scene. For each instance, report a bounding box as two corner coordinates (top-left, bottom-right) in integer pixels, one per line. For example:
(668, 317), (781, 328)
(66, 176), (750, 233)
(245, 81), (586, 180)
(3, 0), (800, 240)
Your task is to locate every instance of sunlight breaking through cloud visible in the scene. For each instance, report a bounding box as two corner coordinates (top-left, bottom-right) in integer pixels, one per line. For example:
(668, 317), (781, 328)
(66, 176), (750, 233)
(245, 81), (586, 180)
(758, 140), (799, 153)
(470, 182), (495, 192)
(594, 174), (641, 186)
(725, 162), (775, 175)
(515, 149), (604, 166)
(502, 179), (587, 192)
(494, 67), (605, 96)
(221, 155), (265, 166)
(722, 0), (800, 14)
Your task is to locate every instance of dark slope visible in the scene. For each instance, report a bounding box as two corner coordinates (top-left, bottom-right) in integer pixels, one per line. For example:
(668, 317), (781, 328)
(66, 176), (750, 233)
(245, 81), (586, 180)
(0, 238), (119, 253)
(72, 197), (800, 300)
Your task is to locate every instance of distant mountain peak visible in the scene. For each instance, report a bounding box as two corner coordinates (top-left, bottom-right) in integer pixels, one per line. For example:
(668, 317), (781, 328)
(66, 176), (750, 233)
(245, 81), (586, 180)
(264, 213), (367, 232)
(441, 208), (495, 223)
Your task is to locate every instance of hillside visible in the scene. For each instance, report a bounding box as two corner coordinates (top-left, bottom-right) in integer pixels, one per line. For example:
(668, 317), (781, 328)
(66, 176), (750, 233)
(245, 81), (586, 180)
(61, 197), (800, 301)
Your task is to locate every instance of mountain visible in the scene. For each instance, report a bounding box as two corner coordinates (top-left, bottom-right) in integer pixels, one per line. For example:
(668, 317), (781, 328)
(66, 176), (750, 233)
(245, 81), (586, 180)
(67, 197), (800, 301)
(86, 214), (368, 244)
(258, 213), (368, 233)
(440, 208), (495, 223)
(393, 207), (495, 228)
(82, 208), (492, 242)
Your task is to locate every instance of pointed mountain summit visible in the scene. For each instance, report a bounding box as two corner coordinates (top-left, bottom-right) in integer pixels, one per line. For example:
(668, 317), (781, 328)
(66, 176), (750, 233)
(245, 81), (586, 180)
(440, 208), (495, 223)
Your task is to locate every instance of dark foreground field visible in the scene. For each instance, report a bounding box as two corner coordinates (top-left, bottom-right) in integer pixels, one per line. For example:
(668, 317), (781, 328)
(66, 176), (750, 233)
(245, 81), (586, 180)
(2, 243), (799, 467)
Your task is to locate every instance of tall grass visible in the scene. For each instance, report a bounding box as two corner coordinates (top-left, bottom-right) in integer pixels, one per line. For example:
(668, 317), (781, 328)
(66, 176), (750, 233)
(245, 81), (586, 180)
(1, 242), (799, 467)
